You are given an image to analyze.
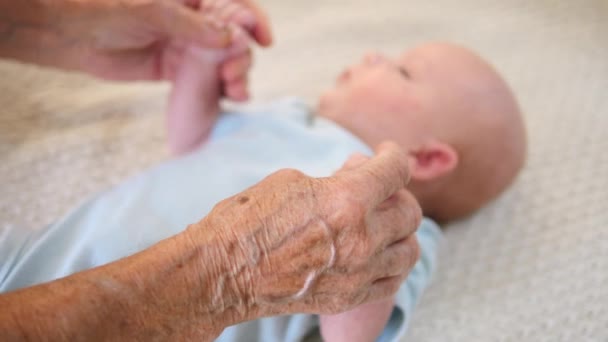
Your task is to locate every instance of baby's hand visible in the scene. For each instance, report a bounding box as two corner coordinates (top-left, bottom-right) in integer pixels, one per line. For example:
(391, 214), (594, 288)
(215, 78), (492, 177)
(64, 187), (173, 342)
(167, 0), (257, 155)
(198, 0), (257, 100)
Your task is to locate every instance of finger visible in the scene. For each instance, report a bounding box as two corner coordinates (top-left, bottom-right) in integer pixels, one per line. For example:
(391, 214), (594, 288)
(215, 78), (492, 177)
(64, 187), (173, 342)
(238, 0), (274, 46)
(231, 7), (257, 31)
(198, 0), (216, 12)
(217, 1), (246, 20)
(221, 51), (252, 82)
(368, 189), (422, 247)
(202, 0), (255, 31)
(340, 153), (369, 172)
(365, 274), (406, 303)
(225, 25), (252, 56)
(224, 78), (249, 101)
(371, 234), (420, 280)
(199, 0), (227, 13)
(215, 0), (259, 39)
(336, 141), (411, 207)
(146, 1), (232, 49)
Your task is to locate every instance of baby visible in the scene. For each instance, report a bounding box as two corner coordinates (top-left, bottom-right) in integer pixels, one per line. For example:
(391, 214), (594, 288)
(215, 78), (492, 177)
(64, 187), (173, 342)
(314, 43), (527, 341)
(0, 45), (525, 342)
(168, 5), (526, 339)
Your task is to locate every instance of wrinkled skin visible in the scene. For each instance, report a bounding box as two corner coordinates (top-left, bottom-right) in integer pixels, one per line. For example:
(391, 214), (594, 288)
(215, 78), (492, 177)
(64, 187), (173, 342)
(0, 142), (422, 341)
(188, 142), (422, 318)
(0, 0), (271, 81)
(0, 1), (423, 339)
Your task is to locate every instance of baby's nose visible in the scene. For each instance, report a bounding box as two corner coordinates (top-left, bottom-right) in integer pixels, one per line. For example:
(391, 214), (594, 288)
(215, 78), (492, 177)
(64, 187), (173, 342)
(362, 52), (385, 66)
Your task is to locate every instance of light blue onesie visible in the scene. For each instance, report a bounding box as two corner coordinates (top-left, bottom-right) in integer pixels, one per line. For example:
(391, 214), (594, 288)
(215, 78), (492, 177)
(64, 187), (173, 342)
(0, 98), (442, 342)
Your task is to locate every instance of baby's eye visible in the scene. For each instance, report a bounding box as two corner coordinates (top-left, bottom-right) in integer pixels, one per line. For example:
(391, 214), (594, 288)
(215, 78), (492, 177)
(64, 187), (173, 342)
(398, 67), (411, 79)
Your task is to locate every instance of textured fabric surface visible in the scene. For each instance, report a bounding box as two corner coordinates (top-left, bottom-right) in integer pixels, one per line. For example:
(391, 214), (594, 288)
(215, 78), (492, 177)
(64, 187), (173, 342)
(1, 0), (607, 340)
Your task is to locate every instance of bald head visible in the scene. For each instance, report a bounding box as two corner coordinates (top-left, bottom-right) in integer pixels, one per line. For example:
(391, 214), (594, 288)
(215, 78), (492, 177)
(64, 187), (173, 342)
(403, 43), (527, 222)
(316, 42), (526, 222)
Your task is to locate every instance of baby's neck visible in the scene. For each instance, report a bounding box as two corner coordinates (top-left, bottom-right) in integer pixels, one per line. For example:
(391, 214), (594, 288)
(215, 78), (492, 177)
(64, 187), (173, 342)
(314, 109), (377, 149)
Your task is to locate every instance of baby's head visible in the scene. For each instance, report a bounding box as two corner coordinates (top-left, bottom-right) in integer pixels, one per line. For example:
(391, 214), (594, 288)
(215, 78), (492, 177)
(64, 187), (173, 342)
(318, 42), (526, 223)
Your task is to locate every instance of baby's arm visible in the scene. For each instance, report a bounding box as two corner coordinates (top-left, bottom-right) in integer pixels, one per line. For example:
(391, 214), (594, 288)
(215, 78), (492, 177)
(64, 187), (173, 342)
(167, 1), (255, 155)
(320, 297), (395, 342)
(167, 46), (223, 155)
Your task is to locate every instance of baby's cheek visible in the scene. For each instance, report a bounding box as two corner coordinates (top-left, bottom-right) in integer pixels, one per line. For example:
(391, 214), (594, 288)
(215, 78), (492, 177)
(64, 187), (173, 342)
(345, 82), (385, 112)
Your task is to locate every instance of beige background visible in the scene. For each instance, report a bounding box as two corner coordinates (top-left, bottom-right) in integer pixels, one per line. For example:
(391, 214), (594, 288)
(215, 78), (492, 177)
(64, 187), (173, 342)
(1, 0), (607, 340)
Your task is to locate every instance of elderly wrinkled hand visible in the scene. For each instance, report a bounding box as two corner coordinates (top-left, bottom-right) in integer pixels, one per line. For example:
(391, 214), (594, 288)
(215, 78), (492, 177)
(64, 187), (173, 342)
(0, 0), (271, 81)
(0, 142), (421, 341)
(187, 141), (422, 318)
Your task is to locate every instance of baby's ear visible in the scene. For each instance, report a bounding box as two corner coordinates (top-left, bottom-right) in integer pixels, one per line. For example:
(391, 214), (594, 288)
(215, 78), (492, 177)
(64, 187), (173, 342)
(408, 140), (458, 181)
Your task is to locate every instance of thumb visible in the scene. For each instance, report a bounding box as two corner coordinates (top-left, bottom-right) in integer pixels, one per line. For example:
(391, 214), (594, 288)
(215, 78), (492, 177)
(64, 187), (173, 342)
(335, 141), (411, 207)
(147, 1), (233, 49)
(338, 153), (370, 172)
(237, 0), (273, 46)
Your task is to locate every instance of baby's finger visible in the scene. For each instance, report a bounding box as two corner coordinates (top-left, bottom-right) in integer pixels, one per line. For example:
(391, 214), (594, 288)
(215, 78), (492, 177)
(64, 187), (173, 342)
(221, 51), (252, 82)
(225, 25), (251, 56)
(195, 0), (271, 47)
(203, 0), (253, 28)
(238, 0), (273, 46)
(225, 5), (257, 31)
(224, 78), (249, 102)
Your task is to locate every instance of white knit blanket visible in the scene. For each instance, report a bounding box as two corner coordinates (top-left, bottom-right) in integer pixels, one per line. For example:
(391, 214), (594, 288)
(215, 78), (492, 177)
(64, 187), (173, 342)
(1, 0), (606, 340)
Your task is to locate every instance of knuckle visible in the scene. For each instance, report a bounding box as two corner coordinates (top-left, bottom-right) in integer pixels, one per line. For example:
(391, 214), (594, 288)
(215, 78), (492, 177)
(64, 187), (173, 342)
(335, 230), (373, 266)
(398, 190), (422, 230)
(273, 168), (307, 182)
(318, 182), (367, 228)
(386, 277), (402, 295)
(355, 238), (374, 259)
(334, 194), (367, 223)
(385, 252), (400, 273)
(210, 195), (237, 213)
(336, 283), (366, 310)
(329, 297), (351, 314)
(260, 168), (311, 195)
(341, 279), (359, 296)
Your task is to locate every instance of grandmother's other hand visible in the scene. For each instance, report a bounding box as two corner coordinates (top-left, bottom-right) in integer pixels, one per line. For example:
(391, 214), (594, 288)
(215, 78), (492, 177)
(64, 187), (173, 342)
(1, 0), (272, 81)
(186, 141), (422, 319)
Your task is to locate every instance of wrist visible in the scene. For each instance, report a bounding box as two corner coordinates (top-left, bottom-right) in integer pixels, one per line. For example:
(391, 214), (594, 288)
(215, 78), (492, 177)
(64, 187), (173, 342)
(0, 231), (242, 341)
(177, 222), (263, 325)
(102, 231), (246, 340)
